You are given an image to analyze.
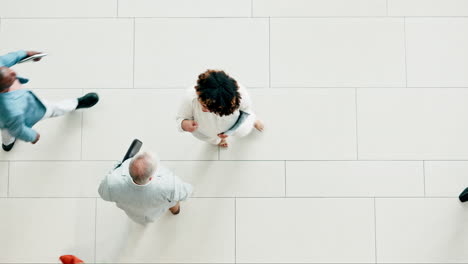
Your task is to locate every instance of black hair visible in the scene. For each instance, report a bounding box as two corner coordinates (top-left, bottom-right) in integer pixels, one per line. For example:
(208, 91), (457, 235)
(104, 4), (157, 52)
(195, 70), (241, 116)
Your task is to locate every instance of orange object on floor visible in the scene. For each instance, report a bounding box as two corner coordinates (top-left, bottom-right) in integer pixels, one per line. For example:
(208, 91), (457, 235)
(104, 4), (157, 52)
(59, 255), (84, 264)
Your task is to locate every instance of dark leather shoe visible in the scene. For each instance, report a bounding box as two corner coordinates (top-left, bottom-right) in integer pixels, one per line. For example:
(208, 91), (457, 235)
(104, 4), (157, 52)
(2, 140), (16, 152)
(76, 93), (99, 109)
(459, 187), (468, 202)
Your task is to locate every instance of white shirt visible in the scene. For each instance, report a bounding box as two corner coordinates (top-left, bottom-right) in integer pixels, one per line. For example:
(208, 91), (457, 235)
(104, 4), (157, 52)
(176, 85), (254, 144)
(98, 159), (193, 224)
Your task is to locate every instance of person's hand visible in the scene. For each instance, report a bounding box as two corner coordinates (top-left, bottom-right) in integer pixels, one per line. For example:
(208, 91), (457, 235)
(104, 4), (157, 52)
(32, 133), (40, 144)
(217, 133), (228, 139)
(26, 51), (43, 61)
(181, 120), (198, 132)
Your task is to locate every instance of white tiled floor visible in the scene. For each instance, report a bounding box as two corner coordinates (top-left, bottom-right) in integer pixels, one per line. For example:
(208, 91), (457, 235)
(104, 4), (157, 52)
(1, 1), (468, 263)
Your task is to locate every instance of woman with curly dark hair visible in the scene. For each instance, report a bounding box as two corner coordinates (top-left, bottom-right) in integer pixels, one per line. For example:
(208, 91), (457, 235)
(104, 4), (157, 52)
(176, 69), (263, 147)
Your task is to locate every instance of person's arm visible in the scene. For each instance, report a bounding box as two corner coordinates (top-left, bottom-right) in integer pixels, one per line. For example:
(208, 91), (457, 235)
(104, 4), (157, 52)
(161, 167), (192, 202)
(0, 50), (44, 67)
(238, 85), (253, 114)
(171, 174), (193, 202)
(0, 51), (28, 67)
(5, 116), (38, 143)
(98, 168), (116, 202)
(176, 91), (195, 132)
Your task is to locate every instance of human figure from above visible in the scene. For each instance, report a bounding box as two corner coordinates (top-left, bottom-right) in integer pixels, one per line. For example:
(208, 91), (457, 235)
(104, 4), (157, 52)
(176, 69), (264, 148)
(0, 50), (99, 152)
(98, 151), (193, 225)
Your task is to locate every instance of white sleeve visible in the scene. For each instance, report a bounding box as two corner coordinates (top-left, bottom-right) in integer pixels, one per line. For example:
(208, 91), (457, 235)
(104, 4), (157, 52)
(172, 176), (193, 202)
(97, 163), (120, 202)
(238, 84), (253, 114)
(98, 174), (112, 202)
(176, 90), (196, 132)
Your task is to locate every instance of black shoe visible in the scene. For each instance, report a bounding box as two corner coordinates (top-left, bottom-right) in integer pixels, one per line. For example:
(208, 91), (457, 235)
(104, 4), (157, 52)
(2, 140), (16, 152)
(76, 93), (99, 109)
(459, 187), (468, 203)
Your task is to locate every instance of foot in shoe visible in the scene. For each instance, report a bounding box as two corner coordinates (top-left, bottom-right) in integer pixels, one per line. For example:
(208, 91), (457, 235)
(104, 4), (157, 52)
(2, 140), (16, 152)
(459, 187), (468, 202)
(76, 92), (99, 109)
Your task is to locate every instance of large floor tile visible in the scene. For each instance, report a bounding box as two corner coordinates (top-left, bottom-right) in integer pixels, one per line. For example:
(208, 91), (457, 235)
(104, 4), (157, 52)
(0, 89), (82, 161)
(287, 161), (423, 197)
(358, 88), (468, 160)
(0, 162), (8, 197)
(96, 198), (234, 263)
(389, 0), (468, 16)
(253, 0), (386, 17)
(9, 161), (113, 197)
(134, 18), (269, 88)
(165, 161), (285, 197)
(220, 89), (356, 160)
(237, 198), (375, 263)
(406, 18), (468, 87)
(0, 198), (95, 263)
(0, 0), (117, 18)
(376, 198), (468, 263)
(0, 19), (133, 89)
(425, 161), (468, 197)
(82, 89), (218, 160)
(119, 0), (250, 17)
(271, 18), (406, 87)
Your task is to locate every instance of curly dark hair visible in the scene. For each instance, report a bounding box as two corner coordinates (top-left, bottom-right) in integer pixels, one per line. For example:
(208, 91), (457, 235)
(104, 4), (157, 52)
(195, 70), (241, 116)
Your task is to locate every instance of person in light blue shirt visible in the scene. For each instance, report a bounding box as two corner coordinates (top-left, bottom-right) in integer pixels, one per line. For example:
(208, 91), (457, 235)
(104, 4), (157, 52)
(98, 152), (193, 225)
(0, 50), (99, 151)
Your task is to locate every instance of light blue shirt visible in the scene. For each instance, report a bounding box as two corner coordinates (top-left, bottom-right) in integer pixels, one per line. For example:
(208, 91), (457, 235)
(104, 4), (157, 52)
(0, 51), (46, 142)
(98, 159), (193, 225)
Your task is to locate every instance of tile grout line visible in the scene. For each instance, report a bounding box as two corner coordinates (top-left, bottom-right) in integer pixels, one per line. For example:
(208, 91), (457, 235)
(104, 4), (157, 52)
(132, 17), (136, 89)
(403, 17), (408, 88)
(94, 198), (98, 264)
(7, 161), (10, 197)
(355, 88), (359, 160)
(4, 16), (468, 19)
(80, 89), (84, 160)
(251, 0), (253, 17)
(7, 159), (468, 162)
(0, 196), (460, 199)
(116, 0), (119, 17)
(386, 0), (389, 16)
(234, 197), (237, 264)
(284, 160), (287, 197)
(374, 198), (377, 263)
(268, 17), (271, 88)
(19, 86), (468, 89)
(423, 160), (426, 196)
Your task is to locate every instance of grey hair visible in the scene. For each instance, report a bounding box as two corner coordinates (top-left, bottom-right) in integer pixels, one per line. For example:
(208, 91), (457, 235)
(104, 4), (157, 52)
(129, 152), (157, 185)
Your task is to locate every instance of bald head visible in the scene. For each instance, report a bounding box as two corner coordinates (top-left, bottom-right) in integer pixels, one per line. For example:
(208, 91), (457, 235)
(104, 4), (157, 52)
(129, 152), (157, 185)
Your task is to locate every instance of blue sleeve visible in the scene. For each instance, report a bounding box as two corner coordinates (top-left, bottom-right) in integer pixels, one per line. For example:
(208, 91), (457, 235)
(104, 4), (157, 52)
(0, 51), (28, 67)
(5, 116), (37, 142)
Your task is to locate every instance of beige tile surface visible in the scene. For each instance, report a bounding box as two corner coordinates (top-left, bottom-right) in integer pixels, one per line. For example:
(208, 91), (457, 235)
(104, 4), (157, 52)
(287, 161), (424, 197)
(237, 198), (375, 263)
(165, 161), (285, 197)
(96, 198), (235, 263)
(271, 18), (405, 87)
(134, 18), (269, 88)
(0, 19), (133, 89)
(0, 198), (95, 263)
